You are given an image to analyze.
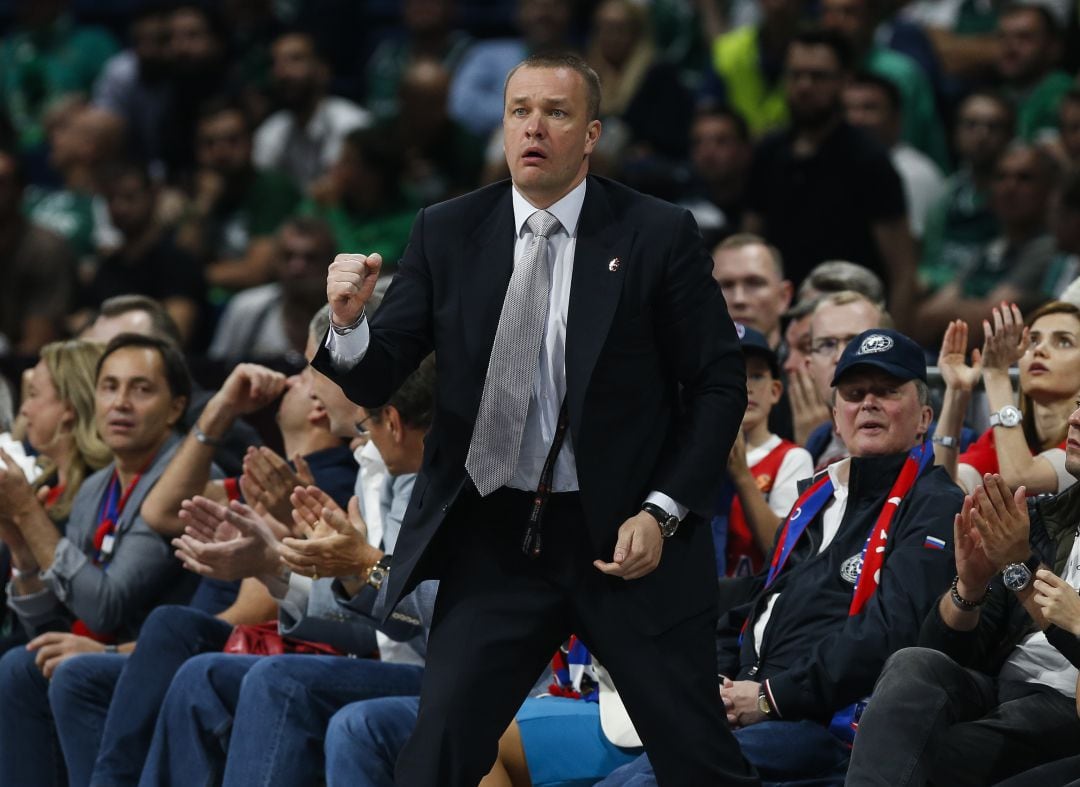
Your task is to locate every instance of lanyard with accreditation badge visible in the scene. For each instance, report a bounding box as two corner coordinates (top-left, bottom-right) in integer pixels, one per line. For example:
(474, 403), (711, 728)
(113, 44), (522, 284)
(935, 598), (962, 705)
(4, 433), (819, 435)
(92, 461), (152, 565)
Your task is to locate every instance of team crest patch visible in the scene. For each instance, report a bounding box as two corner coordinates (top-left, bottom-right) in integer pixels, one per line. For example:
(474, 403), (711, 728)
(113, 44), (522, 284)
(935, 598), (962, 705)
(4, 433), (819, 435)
(840, 554), (863, 584)
(857, 334), (893, 355)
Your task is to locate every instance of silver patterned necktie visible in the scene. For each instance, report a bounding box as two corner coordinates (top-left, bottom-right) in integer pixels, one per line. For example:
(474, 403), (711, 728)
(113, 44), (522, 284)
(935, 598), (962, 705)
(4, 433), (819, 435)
(466, 209), (561, 496)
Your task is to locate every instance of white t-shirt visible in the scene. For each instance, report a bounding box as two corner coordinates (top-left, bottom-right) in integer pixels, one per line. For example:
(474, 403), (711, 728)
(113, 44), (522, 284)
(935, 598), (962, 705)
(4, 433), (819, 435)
(958, 446), (1075, 496)
(746, 434), (814, 519)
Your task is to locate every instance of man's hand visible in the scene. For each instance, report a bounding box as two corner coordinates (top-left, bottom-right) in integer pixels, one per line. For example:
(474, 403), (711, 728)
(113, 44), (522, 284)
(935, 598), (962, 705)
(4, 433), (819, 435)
(1033, 569), (1080, 636)
(970, 474), (1030, 570)
(290, 485), (352, 538)
(27, 633), (106, 680)
(242, 448), (313, 525)
(327, 252), (382, 328)
(278, 496), (382, 578)
(953, 492), (997, 600)
(720, 677), (766, 728)
(593, 511), (663, 580)
(172, 497), (285, 580)
(788, 367), (830, 445)
(212, 364), (287, 420)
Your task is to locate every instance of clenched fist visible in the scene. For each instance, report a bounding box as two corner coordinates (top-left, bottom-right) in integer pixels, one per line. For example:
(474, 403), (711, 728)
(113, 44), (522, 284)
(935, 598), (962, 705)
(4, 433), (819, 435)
(327, 253), (382, 328)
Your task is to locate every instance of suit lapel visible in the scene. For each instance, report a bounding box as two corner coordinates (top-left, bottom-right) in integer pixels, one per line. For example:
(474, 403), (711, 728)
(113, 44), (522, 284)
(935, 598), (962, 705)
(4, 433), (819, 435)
(566, 179), (634, 430)
(459, 188), (515, 369)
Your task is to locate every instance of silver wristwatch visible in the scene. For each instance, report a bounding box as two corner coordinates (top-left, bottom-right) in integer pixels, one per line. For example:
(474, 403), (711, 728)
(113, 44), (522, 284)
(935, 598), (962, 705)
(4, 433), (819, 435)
(1002, 554), (1040, 592)
(989, 405), (1022, 429)
(331, 309), (367, 336)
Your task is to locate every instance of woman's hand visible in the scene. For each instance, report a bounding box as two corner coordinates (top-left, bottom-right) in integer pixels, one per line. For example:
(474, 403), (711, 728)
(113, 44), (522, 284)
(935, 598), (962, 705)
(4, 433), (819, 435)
(981, 302), (1030, 372)
(1033, 569), (1080, 636)
(938, 320), (983, 392)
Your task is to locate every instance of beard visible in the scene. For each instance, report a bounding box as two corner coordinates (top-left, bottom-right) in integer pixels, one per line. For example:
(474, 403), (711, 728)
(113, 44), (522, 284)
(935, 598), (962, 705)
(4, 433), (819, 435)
(789, 102), (840, 132)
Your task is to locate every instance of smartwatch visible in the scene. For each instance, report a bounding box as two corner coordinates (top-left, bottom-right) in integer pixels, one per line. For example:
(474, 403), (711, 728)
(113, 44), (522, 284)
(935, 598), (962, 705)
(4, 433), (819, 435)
(989, 405), (1022, 429)
(641, 502), (680, 538)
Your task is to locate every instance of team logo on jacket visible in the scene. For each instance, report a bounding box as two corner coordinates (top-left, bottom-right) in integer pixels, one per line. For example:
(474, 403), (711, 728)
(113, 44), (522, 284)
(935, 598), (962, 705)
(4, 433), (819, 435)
(840, 553), (863, 584)
(857, 334), (893, 355)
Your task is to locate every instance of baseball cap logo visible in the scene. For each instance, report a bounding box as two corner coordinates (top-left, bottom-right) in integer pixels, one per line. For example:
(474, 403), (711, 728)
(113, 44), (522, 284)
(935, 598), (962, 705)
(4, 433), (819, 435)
(857, 334), (893, 355)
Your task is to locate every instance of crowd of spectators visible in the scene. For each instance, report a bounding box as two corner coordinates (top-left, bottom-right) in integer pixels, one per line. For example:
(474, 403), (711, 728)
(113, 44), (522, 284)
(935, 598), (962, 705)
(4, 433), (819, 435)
(4, 0), (1080, 784)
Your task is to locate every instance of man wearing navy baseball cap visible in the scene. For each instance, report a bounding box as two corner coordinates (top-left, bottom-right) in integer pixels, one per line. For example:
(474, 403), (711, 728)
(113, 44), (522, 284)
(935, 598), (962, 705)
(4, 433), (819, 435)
(602, 329), (965, 783)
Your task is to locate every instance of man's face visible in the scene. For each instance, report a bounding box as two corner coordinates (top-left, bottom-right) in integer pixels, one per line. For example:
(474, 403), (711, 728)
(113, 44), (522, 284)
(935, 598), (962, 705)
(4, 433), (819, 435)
(712, 244), (791, 342)
(276, 365), (323, 433)
(690, 115), (749, 186)
(197, 110), (251, 175)
(131, 12), (171, 77)
(997, 9), (1053, 85)
(992, 148), (1053, 227)
(954, 96), (1012, 170)
(1059, 101), (1080, 164)
(785, 43), (846, 129)
(107, 174), (155, 238)
(821, 0), (870, 46)
(95, 347), (185, 457)
(833, 369), (930, 457)
(518, 0), (572, 51)
(271, 34), (323, 108)
(782, 313), (813, 376)
(275, 226), (328, 295)
(503, 66), (600, 208)
(169, 8), (221, 72)
(843, 83), (897, 148)
(1064, 403), (1080, 478)
(808, 300), (881, 401)
(305, 333), (363, 439)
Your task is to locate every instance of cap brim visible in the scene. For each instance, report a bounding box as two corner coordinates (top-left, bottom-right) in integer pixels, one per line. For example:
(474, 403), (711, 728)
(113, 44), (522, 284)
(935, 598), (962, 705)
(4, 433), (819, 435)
(831, 359), (924, 387)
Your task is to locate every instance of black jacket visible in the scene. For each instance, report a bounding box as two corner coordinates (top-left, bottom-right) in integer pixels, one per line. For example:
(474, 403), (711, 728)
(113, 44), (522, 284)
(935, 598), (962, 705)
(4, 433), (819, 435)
(717, 451), (962, 722)
(919, 479), (1080, 672)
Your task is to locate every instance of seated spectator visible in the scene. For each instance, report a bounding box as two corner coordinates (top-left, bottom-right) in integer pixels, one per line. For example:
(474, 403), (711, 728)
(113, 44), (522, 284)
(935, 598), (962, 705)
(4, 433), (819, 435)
(137, 357), (438, 786)
(821, 0), (948, 168)
(918, 90), (1014, 295)
(844, 72), (946, 241)
(448, 0), (575, 138)
(364, 0), (473, 121)
(0, 147), (75, 356)
(900, 0), (1002, 82)
(175, 98), (301, 295)
(23, 101), (126, 260)
(376, 57), (485, 206)
(678, 108), (753, 247)
(716, 326), (812, 577)
(996, 4), (1072, 142)
(804, 291), (889, 463)
(585, 0), (694, 170)
(916, 143), (1060, 345)
(77, 162), (205, 347)
(209, 216), (337, 362)
(743, 30), (916, 323)
(935, 301), (1080, 497)
(299, 128), (417, 274)
(845, 469), (1080, 785)
(0, 333), (198, 784)
(254, 31), (371, 189)
(710, 0), (803, 137)
(1058, 88), (1080, 169)
(92, 4), (173, 179)
(81, 294), (262, 477)
(0, 0), (118, 156)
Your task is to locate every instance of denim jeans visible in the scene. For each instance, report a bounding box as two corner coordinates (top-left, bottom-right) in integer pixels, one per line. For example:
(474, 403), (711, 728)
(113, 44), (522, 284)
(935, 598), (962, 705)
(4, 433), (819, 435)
(50, 653), (126, 787)
(138, 652), (424, 787)
(325, 696), (422, 787)
(0, 645), (67, 786)
(93, 605), (234, 784)
(600, 719), (850, 786)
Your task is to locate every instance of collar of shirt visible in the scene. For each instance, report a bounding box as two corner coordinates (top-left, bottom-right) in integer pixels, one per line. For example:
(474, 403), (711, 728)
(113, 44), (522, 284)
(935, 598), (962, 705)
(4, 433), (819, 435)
(511, 178), (587, 240)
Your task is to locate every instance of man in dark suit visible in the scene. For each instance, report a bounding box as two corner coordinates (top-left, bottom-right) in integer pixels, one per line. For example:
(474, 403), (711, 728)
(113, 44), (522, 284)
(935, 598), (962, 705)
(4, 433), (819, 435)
(315, 52), (755, 785)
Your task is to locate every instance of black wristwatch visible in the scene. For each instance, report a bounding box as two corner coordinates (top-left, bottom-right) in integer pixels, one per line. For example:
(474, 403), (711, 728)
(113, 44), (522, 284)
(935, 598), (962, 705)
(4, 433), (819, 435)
(1002, 553), (1041, 593)
(641, 502), (680, 538)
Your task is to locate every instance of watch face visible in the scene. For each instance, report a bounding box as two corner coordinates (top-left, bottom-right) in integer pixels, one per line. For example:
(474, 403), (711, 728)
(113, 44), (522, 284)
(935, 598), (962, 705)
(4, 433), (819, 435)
(1002, 562), (1033, 591)
(1000, 406), (1022, 428)
(661, 516), (679, 538)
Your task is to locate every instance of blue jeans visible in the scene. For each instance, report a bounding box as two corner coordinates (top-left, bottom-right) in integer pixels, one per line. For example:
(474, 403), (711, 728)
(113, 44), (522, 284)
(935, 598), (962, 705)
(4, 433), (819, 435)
(600, 720), (850, 786)
(50, 653), (126, 787)
(325, 696), (422, 787)
(0, 645), (66, 786)
(93, 605), (234, 784)
(139, 652), (424, 787)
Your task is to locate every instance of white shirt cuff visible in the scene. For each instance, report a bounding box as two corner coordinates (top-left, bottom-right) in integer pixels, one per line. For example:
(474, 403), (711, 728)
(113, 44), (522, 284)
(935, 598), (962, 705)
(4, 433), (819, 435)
(323, 321), (370, 373)
(645, 491), (688, 521)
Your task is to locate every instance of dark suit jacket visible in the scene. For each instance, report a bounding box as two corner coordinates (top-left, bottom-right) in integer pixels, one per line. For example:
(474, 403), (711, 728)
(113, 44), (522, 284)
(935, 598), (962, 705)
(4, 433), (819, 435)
(314, 175), (746, 634)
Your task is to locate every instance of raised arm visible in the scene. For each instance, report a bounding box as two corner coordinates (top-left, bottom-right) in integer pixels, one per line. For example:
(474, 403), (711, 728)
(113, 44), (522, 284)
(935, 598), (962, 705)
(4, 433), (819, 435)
(934, 320), (983, 484)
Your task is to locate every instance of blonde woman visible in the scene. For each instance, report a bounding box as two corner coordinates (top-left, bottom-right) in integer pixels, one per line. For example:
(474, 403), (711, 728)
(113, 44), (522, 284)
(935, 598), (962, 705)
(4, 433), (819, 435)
(17, 340), (111, 524)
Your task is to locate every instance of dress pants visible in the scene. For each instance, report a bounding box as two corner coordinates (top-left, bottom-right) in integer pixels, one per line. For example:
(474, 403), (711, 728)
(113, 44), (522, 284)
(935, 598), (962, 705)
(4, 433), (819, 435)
(845, 647), (1080, 786)
(394, 487), (758, 786)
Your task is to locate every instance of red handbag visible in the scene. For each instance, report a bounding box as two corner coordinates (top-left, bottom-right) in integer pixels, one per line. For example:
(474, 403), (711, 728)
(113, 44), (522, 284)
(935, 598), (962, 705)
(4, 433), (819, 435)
(222, 621), (343, 657)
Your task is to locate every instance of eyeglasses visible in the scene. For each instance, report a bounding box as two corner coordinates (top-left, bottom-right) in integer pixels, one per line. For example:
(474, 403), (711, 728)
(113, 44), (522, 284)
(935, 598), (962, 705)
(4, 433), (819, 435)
(354, 414), (376, 434)
(836, 383), (904, 403)
(811, 335), (858, 357)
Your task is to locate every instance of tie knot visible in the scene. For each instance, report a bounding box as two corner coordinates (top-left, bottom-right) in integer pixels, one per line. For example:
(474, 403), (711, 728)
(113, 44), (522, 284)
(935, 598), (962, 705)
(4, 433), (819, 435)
(527, 210), (560, 240)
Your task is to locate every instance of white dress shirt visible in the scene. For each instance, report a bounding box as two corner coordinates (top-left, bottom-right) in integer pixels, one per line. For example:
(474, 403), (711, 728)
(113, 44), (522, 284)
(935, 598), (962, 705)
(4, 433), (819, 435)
(326, 178), (686, 519)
